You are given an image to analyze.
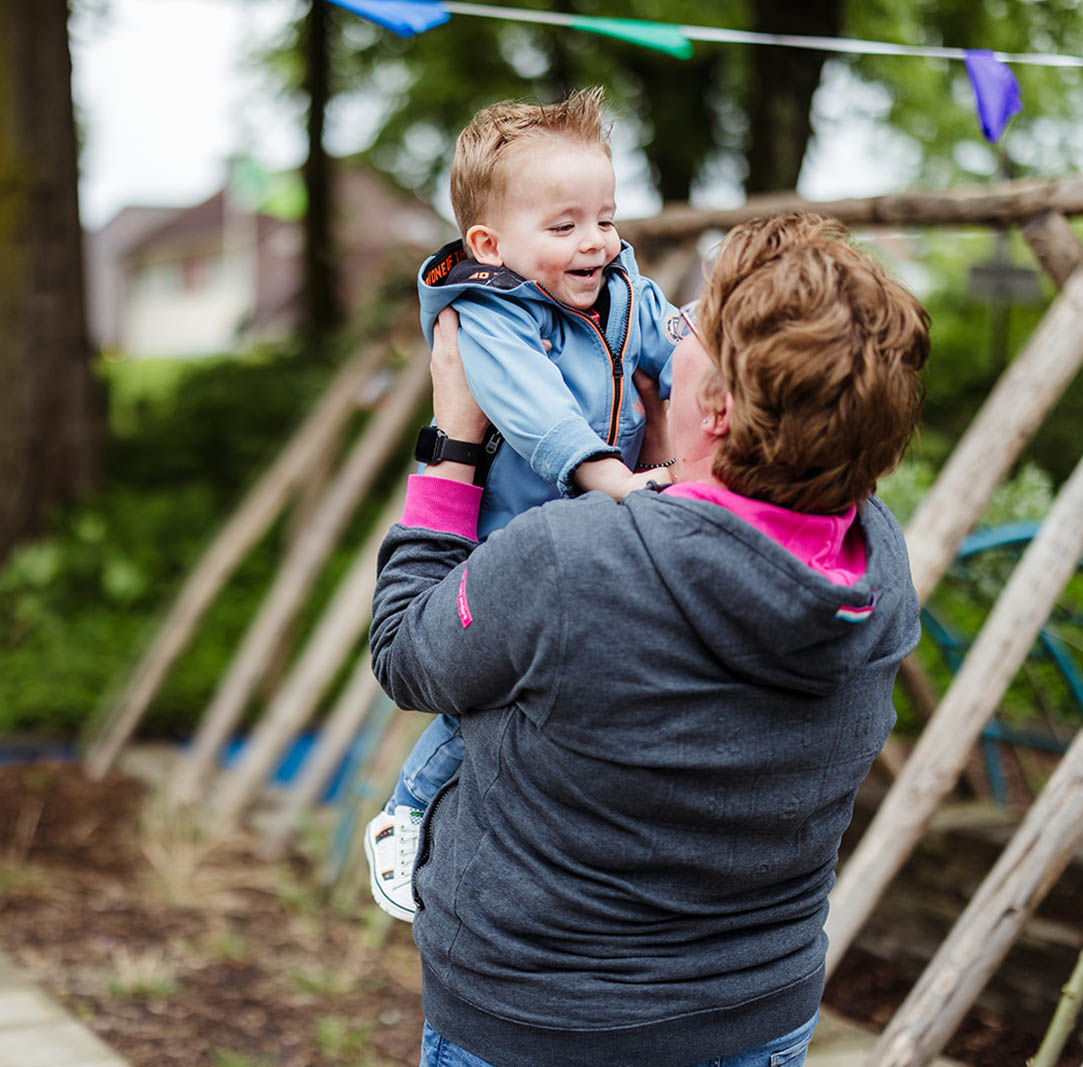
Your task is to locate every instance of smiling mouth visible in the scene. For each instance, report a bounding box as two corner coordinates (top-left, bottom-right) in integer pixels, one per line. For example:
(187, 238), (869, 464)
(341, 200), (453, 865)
(568, 267), (600, 278)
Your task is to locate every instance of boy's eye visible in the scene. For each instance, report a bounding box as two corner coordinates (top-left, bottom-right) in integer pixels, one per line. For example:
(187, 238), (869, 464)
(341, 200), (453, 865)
(599, 220), (615, 229)
(550, 223), (574, 234)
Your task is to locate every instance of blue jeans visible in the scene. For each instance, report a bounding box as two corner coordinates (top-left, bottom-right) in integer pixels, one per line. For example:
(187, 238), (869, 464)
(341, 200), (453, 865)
(419, 1012), (819, 1067)
(388, 713), (464, 812)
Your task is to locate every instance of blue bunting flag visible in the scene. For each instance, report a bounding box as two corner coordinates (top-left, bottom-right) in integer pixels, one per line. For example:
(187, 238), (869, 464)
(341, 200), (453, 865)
(964, 50), (1023, 142)
(327, 0), (450, 37)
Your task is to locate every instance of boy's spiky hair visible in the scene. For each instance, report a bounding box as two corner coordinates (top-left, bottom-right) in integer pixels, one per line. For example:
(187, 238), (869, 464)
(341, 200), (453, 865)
(450, 87), (611, 237)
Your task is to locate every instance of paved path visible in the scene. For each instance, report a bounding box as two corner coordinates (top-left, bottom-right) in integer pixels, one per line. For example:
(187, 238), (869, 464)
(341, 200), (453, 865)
(0, 951), (130, 1067)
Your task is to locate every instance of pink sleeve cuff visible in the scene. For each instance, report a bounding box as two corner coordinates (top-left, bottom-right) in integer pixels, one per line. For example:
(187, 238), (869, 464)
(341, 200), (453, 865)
(400, 474), (483, 541)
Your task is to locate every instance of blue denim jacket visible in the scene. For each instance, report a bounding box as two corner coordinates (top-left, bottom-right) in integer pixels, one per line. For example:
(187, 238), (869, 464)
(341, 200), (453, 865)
(418, 240), (677, 537)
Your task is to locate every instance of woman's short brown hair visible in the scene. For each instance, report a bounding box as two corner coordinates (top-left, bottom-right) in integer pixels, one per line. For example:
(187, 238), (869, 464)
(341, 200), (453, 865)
(450, 87), (611, 238)
(696, 213), (930, 514)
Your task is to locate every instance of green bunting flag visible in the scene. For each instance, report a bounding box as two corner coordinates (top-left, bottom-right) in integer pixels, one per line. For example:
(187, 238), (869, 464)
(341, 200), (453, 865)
(568, 16), (693, 59)
(231, 156), (307, 222)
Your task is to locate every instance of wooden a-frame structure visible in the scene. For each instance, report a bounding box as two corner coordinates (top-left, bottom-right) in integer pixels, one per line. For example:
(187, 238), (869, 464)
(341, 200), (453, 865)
(86, 175), (1083, 1067)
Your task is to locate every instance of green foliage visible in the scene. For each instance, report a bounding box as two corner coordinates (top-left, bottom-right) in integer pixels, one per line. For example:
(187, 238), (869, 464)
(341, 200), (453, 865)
(846, 0), (1083, 186)
(267, 0), (1083, 205)
(884, 458), (1083, 739)
(0, 342), (419, 740)
(876, 223), (1083, 486)
(268, 0), (754, 201)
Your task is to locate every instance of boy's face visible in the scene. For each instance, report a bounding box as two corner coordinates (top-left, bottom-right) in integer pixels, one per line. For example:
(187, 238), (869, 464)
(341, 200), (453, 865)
(467, 140), (621, 310)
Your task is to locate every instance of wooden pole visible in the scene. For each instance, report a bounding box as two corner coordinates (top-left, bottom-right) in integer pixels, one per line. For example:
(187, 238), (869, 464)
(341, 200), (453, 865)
(894, 656), (989, 797)
(323, 706), (429, 893)
(258, 648), (383, 859)
(1028, 948), (1083, 1067)
(618, 175), (1083, 244)
(83, 345), (383, 779)
(868, 727), (1083, 1067)
(168, 349), (430, 808)
(1021, 209), (1083, 289)
(259, 410), (348, 700)
(903, 265), (1083, 605)
(825, 452), (1083, 980)
(206, 480), (408, 832)
(320, 691), (398, 888)
(877, 215), (1082, 791)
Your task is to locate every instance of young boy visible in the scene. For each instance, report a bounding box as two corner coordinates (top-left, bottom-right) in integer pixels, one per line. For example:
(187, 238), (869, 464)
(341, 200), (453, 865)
(364, 87), (681, 921)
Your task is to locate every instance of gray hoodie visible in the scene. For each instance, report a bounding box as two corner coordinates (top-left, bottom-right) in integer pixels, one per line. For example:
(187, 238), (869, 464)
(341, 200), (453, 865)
(370, 484), (919, 1066)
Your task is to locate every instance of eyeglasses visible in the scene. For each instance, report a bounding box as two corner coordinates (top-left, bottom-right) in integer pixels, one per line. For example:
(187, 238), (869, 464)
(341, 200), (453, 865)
(673, 300), (701, 343)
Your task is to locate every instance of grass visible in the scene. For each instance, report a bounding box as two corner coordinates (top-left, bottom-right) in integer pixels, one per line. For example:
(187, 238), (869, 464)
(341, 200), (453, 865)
(0, 859), (46, 894)
(291, 965), (353, 997)
(211, 1053), (275, 1067)
(98, 355), (208, 436)
(210, 928), (249, 963)
(106, 946), (179, 1000)
(314, 1014), (373, 1061)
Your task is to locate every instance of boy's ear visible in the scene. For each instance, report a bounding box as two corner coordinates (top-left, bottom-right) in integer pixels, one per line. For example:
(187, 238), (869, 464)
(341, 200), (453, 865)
(465, 224), (503, 266)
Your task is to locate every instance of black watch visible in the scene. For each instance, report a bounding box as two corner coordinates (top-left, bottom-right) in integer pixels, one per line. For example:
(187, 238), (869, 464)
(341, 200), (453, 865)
(414, 425), (486, 467)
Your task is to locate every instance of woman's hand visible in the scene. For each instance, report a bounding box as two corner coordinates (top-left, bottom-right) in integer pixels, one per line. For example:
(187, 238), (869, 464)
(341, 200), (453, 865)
(431, 307), (489, 444)
(633, 368), (673, 473)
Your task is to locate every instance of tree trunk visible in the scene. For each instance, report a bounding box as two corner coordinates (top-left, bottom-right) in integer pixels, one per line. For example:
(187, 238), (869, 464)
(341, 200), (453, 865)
(622, 51), (725, 204)
(0, 0), (99, 562)
(301, 0), (342, 343)
(743, 0), (843, 195)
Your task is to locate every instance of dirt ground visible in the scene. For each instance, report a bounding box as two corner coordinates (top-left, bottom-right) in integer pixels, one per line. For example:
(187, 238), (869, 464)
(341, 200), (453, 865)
(0, 763), (1076, 1067)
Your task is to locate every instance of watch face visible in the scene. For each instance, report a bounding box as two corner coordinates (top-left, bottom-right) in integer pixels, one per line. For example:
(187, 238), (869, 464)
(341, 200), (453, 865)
(414, 425), (444, 464)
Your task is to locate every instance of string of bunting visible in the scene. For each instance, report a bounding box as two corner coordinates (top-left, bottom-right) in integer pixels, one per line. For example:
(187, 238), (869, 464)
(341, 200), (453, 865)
(327, 0), (1083, 142)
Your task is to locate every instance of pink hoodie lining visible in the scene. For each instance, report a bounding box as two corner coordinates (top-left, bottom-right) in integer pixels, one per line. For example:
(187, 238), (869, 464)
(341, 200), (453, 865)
(400, 475), (483, 541)
(399, 475), (867, 585)
(663, 482), (867, 586)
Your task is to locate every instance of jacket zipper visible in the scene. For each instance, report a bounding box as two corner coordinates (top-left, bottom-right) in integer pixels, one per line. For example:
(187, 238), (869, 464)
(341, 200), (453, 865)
(410, 775), (457, 913)
(534, 268), (634, 446)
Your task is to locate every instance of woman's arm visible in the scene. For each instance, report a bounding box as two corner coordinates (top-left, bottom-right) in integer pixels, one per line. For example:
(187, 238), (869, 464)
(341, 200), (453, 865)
(421, 307), (490, 487)
(370, 309), (565, 721)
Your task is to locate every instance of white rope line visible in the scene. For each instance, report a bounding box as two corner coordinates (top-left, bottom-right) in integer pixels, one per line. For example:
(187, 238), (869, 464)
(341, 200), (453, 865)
(441, 2), (1083, 68)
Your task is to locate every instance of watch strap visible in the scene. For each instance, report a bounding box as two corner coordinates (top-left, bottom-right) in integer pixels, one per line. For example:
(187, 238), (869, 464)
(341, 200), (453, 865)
(437, 436), (486, 466)
(415, 424), (504, 488)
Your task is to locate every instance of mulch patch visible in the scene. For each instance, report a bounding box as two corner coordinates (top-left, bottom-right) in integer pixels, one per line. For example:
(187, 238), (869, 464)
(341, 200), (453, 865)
(824, 948), (1081, 1067)
(0, 762), (422, 1066)
(0, 762), (1078, 1066)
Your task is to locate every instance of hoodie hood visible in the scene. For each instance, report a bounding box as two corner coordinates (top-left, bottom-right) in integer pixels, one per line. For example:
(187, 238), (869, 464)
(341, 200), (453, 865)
(417, 238), (638, 348)
(622, 488), (918, 696)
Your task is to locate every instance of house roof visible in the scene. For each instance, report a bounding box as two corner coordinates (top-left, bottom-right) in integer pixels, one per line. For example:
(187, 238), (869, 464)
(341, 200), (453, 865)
(124, 190), (228, 261)
(122, 165), (448, 264)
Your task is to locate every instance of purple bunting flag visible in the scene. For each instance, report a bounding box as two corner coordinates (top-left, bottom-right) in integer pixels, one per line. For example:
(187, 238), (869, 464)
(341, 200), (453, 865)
(327, 0), (450, 37)
(964, 50), (1023, 142)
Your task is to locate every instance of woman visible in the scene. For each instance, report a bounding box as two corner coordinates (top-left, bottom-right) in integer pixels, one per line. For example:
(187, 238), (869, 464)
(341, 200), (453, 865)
(369, 213), (929, 1067)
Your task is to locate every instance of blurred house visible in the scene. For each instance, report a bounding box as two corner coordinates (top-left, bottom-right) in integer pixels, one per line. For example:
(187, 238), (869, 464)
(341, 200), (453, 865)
(86, 166), (449, 358)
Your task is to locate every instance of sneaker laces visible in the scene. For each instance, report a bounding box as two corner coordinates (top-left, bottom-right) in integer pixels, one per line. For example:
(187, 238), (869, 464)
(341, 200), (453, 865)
(395, 808), (423, 880)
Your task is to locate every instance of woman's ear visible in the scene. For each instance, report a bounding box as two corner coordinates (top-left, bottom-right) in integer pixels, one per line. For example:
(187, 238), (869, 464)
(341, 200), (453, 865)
(700, 391), (733, 438)
(465, 224), (503, 266)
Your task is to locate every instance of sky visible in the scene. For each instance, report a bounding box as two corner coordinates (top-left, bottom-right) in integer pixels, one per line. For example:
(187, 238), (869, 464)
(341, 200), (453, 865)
(70, 0), (912, 232)
(73, 0), (308, 230)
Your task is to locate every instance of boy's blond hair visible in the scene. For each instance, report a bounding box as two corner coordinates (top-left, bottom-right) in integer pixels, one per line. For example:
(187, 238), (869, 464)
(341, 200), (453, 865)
(696, 213), (930, 515)
(450, 87), (611, 237)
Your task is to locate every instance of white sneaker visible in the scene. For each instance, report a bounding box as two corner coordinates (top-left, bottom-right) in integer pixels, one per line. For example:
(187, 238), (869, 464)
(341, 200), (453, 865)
(364, 804), (424, 923)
